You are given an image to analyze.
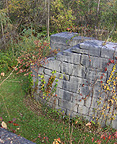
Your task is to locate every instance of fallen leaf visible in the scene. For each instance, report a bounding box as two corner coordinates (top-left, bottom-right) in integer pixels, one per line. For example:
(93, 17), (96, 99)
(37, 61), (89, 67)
(1, 72), (5, 76)
(108, 135), (111, 140)
(0, 139), (4, 143)
(92, 137), (94, 142)
(1, 121), (7, 129)
(57, 138), (61, 142)
(13, 123), (19, 126)
(8, 121), (13, 124)
(0, 117), (3, 121)
(86, 122), (91, 126)
(95, 139), (101, 144)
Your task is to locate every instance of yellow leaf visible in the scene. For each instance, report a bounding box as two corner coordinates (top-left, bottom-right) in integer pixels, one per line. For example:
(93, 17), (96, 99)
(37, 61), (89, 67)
(111, 99), (114, 104)
(1, 121), (7, 129)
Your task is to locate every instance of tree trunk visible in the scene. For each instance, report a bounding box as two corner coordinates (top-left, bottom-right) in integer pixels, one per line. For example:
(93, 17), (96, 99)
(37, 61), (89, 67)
(47, 0), (50, 40)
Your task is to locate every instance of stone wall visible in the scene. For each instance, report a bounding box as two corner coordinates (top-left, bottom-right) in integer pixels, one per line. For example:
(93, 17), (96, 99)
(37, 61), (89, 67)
(32, 32), (117, 129)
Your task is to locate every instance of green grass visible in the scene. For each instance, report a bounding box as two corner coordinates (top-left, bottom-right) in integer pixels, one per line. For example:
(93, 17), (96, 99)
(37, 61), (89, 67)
(0, 73), (116, 144)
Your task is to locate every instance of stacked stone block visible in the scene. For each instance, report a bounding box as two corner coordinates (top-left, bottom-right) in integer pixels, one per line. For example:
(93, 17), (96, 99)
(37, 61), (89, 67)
(32, 32), (117, 129)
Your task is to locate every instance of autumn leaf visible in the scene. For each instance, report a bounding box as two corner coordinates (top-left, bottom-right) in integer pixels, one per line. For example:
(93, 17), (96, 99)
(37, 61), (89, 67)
(101, 134), (105, 139)
(108, 135), (111, 140)
(57, 138), (61, 143)
(1, 121), (7, 129)
(8, 121), (13, 123)
(66, 28), (71, 31)
(114, 131), (117, 138)
(53, 138), (62, 144)
(100, 76), (103, 79)
(95, 139), (101, 144)
(53, 140), (59, 144)
(13, 123), (19, 126)
(1, 72), (5, 76)
(86, 122), (91, 126)
(0, 117), (3, 121)
(92, 137), (94, 142)
(105, 67), (107, 71)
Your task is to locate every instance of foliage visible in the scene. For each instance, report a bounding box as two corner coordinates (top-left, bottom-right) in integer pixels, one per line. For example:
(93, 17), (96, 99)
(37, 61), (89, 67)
(21, 72), (34, 95)
(0, 10), (13, 48)
(6, 0), (47, 33)
(0, 10), (12, 34)
(100, 0), (117, 30)
(38, 71), (58, 108)
(95, 61), (117, 125)
(15, 37), (57, 75)
(0, 74), (117, 144)
(0, 0), (117, 42)
(50, 0), (76, 32)
(0, 0), (117, 143)
(0, 52), (17, 73)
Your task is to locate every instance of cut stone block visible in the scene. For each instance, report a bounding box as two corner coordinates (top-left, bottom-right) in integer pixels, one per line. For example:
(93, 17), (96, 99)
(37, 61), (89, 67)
(58, 98), (77, 112)
(43, 58), (61, 72)
(60, 62), (74, 75)
(63, 49), (81, 64)
(81, 54), (92, 67)
(72, 64), (86, 78)
(101, 42), (117, 59)
(71, 44), (90, 55)
(62, 80), (78, 93)
(80, 40), (102, 56)
(78, 105), (89, 115)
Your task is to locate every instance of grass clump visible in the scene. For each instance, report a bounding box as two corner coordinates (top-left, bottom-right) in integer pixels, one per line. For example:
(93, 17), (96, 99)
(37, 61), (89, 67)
(0, 73), (117, 144)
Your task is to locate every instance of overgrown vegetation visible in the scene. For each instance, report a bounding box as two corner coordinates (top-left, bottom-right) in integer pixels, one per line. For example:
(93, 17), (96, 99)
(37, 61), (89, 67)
(0, 74), (117, 143)
(0, 0), (117, 143)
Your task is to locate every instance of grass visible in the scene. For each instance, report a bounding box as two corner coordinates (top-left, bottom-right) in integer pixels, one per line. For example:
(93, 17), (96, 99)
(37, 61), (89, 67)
(0, 74), (116, 143)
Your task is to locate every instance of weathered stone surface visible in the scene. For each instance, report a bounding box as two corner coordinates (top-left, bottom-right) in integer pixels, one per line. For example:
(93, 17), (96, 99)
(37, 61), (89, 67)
(60, 62), (74, 75)
(85, 97), (92, 107)
(80, 40), (102, 56)
(63, 49), (81, 64)
(0, 127), (35, 144)
(69, 36), (95, 47)
(50, 32), (78, 44)
(72, 64), (86, 78)
(33, 32), (117, 129)
(50, 41), (70, 51)
(78, 105), (89, 115)
(56, 52), (65, 61)
(81, 54), (92, 67)
(71, 94), (84, 106)
(43, 57), (61, 72)
(62, 80), (78, 93)
(91, 57), (108, 70)
(71, 44), (90, 54)
(78, 85), (91, 98)
(101, 42), (117, 59)
(38, 66), (44, 74)
(86, 68), (107, 82)
(57, 89), (73, 101)
(112, 117), (117, 129)
(58, 98), (77, 112)
(90, 97), (98, 108)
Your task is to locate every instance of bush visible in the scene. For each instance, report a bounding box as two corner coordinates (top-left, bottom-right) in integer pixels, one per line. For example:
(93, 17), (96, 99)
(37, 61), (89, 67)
(0, 52), (17, 73)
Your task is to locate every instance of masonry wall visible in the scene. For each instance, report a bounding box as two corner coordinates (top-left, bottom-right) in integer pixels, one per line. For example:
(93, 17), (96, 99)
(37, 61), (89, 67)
(32, 32), (117, 129)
